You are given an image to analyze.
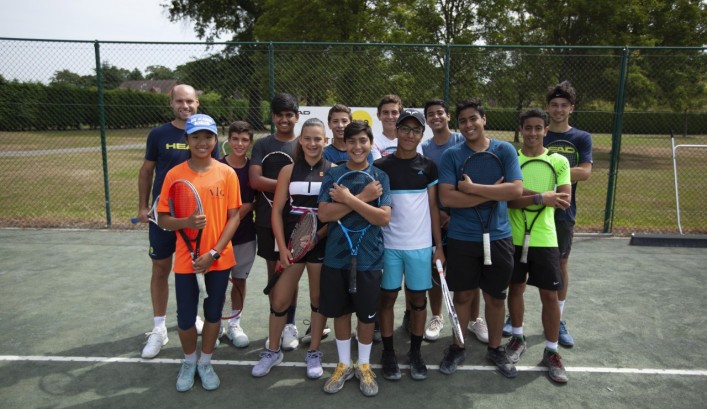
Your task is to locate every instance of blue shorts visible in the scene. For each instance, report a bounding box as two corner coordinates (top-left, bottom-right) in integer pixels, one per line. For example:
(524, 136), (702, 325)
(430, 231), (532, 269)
(148, 221), (176, 260)
(382, 248), (433, 292)
(175, 269), (230, 330)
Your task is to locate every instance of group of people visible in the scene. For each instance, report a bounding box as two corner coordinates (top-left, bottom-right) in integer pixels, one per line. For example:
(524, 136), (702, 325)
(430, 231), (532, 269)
(135, 81), (592, 396)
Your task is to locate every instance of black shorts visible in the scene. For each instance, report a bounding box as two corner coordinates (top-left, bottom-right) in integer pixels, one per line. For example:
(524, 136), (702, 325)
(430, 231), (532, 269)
(256, 225), (278, 261)
(148, 221), (176, 260)
(445, 237), (514, 300)
(319, 265), (381, 323)
(555, 219), (575, 259)
(511, 246), (563, 291)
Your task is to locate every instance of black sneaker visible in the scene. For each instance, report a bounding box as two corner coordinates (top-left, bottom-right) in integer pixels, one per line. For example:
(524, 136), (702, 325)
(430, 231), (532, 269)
(439, 344), (465, 375)
(487, 347), (518, 378)
(407, 350), (428, 380)
(381, 349), (401, 380)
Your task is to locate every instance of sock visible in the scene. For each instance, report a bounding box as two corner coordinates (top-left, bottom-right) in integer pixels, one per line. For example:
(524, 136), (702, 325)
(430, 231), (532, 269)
(410, 334), (423, 353)
(229, 311), (241, 327)
(512, 326), (524, 337)
(184, 351), (198, 364)
(382, 335), (394, 352)
(545, 340), (559, 351)
(197, 352), (212, 365)
(336, 338), (352, 367)
(558, 300), (566, 317)
(154, 315), (166, 330)
(287, 305), (297, 325)
(358, 341), (372, 365)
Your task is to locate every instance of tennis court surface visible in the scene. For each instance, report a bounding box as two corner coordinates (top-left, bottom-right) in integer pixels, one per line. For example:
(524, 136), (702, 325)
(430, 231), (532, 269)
(1, 229), (705, 408)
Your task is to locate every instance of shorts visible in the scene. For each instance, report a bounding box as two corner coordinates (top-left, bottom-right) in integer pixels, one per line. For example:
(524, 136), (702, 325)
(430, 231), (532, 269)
(445, 237), (514, 300)
(555, 219), (575, 259)
(148, 221), (176, 260)
(230, 240), (256, 279)
(319, 265), (381, 324)
(382, 248), (433, 292)
(511, 246), (563, 291)
(256, 225), (278, 261)
(174, 269), (230, 330)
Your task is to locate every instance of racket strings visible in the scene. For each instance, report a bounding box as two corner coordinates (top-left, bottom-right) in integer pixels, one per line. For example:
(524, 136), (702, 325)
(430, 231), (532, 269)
(289, 214), (317, 259)
(169, 182), (201, 239)
(461, 153), (504, 186)
(521, 160), (557, 212)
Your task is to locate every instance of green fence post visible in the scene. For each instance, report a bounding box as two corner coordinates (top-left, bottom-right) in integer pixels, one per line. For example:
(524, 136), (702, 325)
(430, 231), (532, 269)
(268, 42), (275, 134)
(443, 44), (451, 105)
(94, 40), (111, 227)
(603, 46), (630, 233)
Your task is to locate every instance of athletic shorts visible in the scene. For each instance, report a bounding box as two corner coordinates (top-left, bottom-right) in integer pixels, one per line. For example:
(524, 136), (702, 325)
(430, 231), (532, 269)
(255, 225), (278, 261)
(511, 246), (563, 291)
(555, 219), (575, 259)
(382, 248), (433, 292)
(319, 265), (381, 324)
(148, 221), (176, 260)
(445, 237), (514, 300)
(230, 240), (256, 280)
(174, 269), (229, 330)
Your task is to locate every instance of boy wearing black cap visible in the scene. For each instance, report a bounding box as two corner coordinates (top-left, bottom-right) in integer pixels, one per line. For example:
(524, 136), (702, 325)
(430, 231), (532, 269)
(373, 109), (445, 381)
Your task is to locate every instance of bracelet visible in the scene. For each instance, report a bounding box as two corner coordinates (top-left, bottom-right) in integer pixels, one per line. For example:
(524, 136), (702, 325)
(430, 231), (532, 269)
(538, 194), (543, 205)
(533, 194), (539, 205)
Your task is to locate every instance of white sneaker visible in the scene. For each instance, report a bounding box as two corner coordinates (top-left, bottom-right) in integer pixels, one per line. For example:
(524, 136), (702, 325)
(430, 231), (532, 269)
(195, 316), (204, 335)
(141, 327), (168, 358)
(227, 324), (250, 348)
(252, 349), (284, 377)
(468, 317), (489, 343)
(305, 350), (324, 379)
(424, 315), (444, 341)
(282, 324), (299, 351)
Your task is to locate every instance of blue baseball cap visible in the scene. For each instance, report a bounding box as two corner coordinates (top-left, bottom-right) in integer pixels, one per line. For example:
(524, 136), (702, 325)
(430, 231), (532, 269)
(185, 114), (218, 135)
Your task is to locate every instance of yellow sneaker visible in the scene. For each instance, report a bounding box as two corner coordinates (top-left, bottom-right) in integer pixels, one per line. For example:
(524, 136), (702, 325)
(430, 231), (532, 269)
(322, 362), (354, 394)
(355, 363), (379, 397)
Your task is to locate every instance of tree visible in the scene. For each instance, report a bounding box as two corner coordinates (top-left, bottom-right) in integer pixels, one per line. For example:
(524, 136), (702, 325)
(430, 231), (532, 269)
(145, 65), (175, 80)
(50, 69), (95, 88)
(164, 0), (262, 42)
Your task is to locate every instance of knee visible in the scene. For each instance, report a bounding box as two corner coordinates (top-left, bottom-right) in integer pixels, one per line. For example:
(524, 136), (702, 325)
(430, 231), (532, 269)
(410, 297), (427, 312)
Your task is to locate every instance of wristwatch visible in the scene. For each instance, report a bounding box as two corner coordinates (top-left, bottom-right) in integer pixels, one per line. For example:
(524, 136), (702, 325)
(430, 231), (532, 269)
(208, 249), (221, 260)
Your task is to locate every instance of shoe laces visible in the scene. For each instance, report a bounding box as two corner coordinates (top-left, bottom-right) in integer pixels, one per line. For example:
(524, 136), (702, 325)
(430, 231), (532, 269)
(545, 350), (563, 367)
(259, 350), (278, 360)
(329, 363), (349, 382)
(559, 321), (568, 334)
(306, 350), (323, 364)
(473, 318), (488, 331)
(428, 316), (443, 331)
(358, 364), (376, 383)
(508, 336), (524, 351)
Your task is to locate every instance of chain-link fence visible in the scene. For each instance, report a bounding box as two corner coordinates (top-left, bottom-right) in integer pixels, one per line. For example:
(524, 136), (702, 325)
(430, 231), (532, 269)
(0, 39), (705, 234)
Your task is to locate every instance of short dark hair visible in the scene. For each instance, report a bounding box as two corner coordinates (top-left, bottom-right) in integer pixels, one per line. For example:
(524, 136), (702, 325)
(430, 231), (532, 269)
(546, 81), (577, 105)
(227, 120), (254, 140)
(328, 103), (352, 122)
(519, 108), (549, 127)
(424, 99), (449, 118)
(377, 94), (403, 115)
(344, 120), (373, 143)
(271, 92), (299, 114)
(456, 98), (486, 119)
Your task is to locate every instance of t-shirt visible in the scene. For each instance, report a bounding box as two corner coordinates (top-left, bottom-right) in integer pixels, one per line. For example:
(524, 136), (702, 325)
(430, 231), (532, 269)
(323, 144), (375, 165)
(250, 134), (299, 228)
(544, 127), (592, 222)
(374, 153), (438, 250)
(438, 139), (522, 242)
(157, 160), (241, 274)
(318, 164), (392, 271)
(421, 132), (465, 212)
(509, 150), (571, 247)
(219, 156), (256, 245)
(372, 133), (423, 158)
(144, 122), (219, 201)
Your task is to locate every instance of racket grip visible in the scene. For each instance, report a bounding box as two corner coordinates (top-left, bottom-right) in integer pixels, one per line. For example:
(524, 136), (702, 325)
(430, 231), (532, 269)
(520, 234), (530, 264)
(482, 233), (492, 265)
(130, 217), (139, 224)
(263, 272), (281, 295)
(435, 259), (444, 274)
(348, 257), (357, 294)
(274, 241), (279, 252)
(196, 273), (208, 298)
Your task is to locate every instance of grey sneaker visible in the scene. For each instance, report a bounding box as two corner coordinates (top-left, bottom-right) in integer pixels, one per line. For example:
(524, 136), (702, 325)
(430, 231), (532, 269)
(543, 348), (569, 383)
(305, 350), (324, 379)
(281, 324), (299, 351)
(505, 335), (527, 363)
(355, 363), (379, 397)
(251, 349), (283, 377)
(439, 344), (465, 375)
(176, 361), (196, 392)
(424, 315), (444, 341)
(301, 323), (331, 345)
(468, 318), (489, 344)
(322, 362), (354, 394)
(487, 347), (518, 378)
(197, 363), (220, 390)
(408, 350), (428, 380)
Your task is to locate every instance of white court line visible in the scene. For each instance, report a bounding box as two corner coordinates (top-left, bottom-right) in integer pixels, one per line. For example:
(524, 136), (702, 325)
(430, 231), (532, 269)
(1, 355), (706, 376)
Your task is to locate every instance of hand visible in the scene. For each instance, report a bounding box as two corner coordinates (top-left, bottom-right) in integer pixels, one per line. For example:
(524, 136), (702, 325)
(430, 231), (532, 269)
(433, 247), (446, 270)
(329, 182), (354, 204)
(541, 192), (571, 209)
(279, 248), (293, 270)
(192, 253), (214, 274)
(187, 209), (207, 230)
(136, 208), (150, 223)
(458, 174), (504, 194)
(359, 180), (383, 202)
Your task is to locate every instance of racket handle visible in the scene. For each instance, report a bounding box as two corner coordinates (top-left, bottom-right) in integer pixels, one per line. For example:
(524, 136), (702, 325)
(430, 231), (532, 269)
(348, 256), (357, 294)
(520, 234), (530, 264)
(196, 273), (208, 298)
(130, 217), (139, 224)
(435, 259), (444, 274)
(482, 233), (492, 265)
(274, 241), (279, 252)
(263, 270), (281, 295)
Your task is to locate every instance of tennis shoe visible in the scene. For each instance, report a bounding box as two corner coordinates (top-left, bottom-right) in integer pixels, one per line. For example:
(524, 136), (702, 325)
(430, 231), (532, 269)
(424, 315), (444, 341)
(468, 317), (489, 343)
(301, 322), (331, 345)
(407, 350), (428, 380)
(322, 362), (354, 394)
(505, 335), (527, 363)
(197, 363), (220, 390)
(502, 315), (512, 337)
(543, 348), (569, 383)
(176, 361), (196, 392)
(141, 327), (168, 359)
(487, 347), (518, 378)
(355, 363), (379, 397)
(558, 320), (575, 347)
(373, 328), (382, 343)
(439, 344), (465, 375)
(282, 323), (299, 351)
(251, 349), (283, 377)
(305, 350), (324, 379)
(195, 315), (204, 335)
(381, 349), (401, 380)
(227, 323), (250, 348)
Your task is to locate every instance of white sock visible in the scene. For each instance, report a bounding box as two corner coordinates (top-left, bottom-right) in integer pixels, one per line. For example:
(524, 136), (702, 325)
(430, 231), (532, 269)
(154, 316), (166, 330)
(558, 300), (566, 317)
(357, 341), (372, 365)
(336, 338), (352, 367)
(197, 352), (212, 365)
(512, 326), (524, 337)
(184, 351), (197, 364)
(545, 340), (559, 351)
(229, 311), (241, 327)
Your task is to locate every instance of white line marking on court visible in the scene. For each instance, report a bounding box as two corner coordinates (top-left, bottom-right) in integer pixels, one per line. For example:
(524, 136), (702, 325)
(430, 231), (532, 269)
(1, 355), (706, 376)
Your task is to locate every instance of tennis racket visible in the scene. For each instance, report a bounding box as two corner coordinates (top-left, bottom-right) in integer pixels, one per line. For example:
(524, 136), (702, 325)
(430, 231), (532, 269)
(131, 195), (160, 226)
(221, 139), (230, 157)
(261, 151), (294, 251)
(168, 179), (208, 298)
(519, 159), (558, 263)
(436, 259), (464, 345)
(336, 170), (379, 294)
(381, 145), (397, 157)
(461, 151), (505, 265)
(262, 210), (319, 295)
(546, 140), (579, 168)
